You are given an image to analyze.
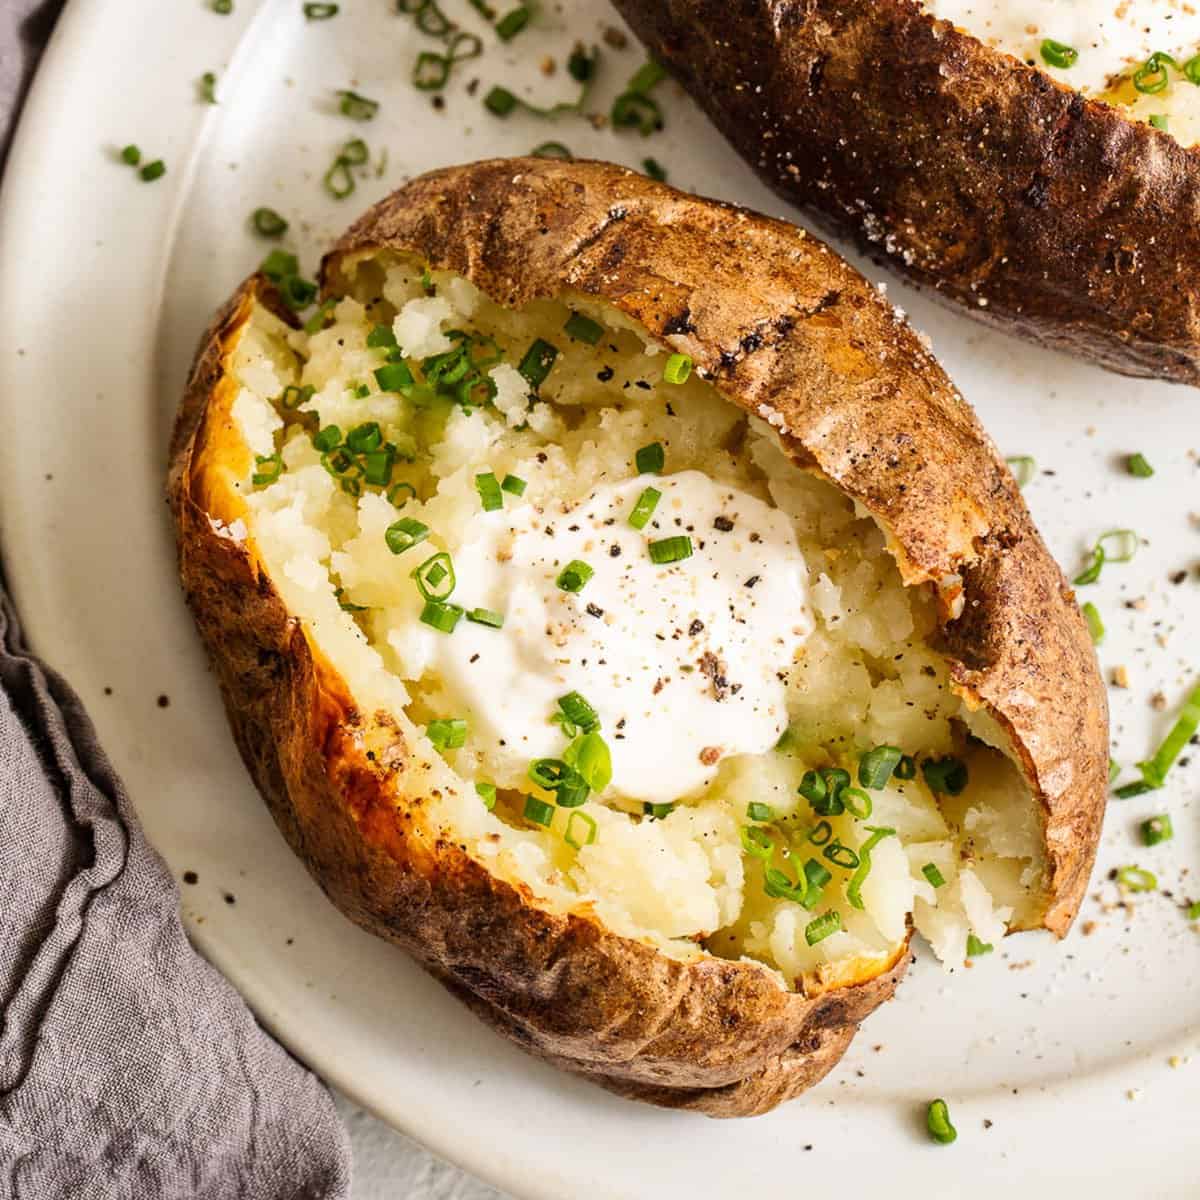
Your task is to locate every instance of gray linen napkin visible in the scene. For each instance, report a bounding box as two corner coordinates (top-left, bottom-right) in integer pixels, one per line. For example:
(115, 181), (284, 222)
(0, 2), (351, 1195)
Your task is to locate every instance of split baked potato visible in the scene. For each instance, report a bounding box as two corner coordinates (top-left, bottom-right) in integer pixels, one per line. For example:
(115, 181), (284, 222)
(169, 158), (1107, 1117)
(614, 0), (1200, 384)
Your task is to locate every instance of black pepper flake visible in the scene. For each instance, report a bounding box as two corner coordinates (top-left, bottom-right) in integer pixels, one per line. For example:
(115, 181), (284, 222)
(586, 603), (604, 618)
(537, 452), (548, 463)
(469, 653), (480, 664)
(635, 380), (651, 390)
(182, 870), (198, 885)
(609, 544), (621, 558)
(744, 575), (761, 588)
(156, 694), (170, 708)
(597, 366), (615, 382)
(223, 892), (236, 905)
(749, 531), (761, 543)
(665, 402), (676, 416)
(714, 515), (734, 532)
(688, 619), (704, 636)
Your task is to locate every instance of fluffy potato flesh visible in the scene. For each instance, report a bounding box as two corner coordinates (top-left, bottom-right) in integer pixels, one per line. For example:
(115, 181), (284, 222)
(220, 253), (1044, 989)
(922, 0), (1200, 144)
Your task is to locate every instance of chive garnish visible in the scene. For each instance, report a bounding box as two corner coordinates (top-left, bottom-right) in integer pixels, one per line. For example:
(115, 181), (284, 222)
(338, 89), (379, 120)
(564, 810), (597, 850)
(212, 0), (232, 12)
(846, 826), (896, 910)
(858, 744), (902, 789)
(484, 45), (597, 116)
(922, 862), (946, 889)
(483, 86), (518, 115)
(841, 787), (872, 820)
(564, 312), (604, 345)
(1040, 39), (1078, 68)
(922, 756), (968, 796)
(1081, 601), (1105, 645)
(642, 157), (667, 181)
(1141, 815), (1173, 846)
(628, 486), (661, 530)
(367, 323), (398, 349)
(523, 795), (555, 827)
(894, 754), (917, 780)
(1005, 454), (1036, 488)
(927, 1099), (957, 1145)
(387, 481), (416, 507)
(643, 802), (674, 820)
(304, 2), (339, 17)
(120, 145), (141, 166)
(635, 441), (665, 474)
(1126, 452), (1154, 478)
(804, 911), (841, 946)
(1187, 901), (1200, 921)
(412, 551), (456, 602)
(1114, 680), (1200, 797)
(427, 717), (467, 751)
(517, 338), (558, 388)
(822, 840), (860, 870)
(747, 801), (774, 822)
(324, 138), (370, 200)
(556, 560), (594, 593)
(563, 730), (612, 793)
(200, 72), (218, 104)
(495, 6), (530, 40)
(1150, 113), (1169, 131)
(558, 692), (600, 734)
(420, 599), (464, 633)
(304, 299), (336, 335)
(375, 361), (414, 393)
(663, 353), (692, 384)
(1116, 865), (1158, 892)
(466, 607), (504, 629)
(252, 207), (289, 238)
(740, 825), (773, 859)
(501, 473), (527, 496)
(611, 59), (667, 134)
(967, 933), (993, 956)
(252, 453), (283, 486)
(476, 781), (497, 810)
(139, 160), (166, 182)
(475, 472), (503, 512)
(385, 517), (430, 555)
(648, 536), (692, 565)
(1134, 51), (1175, 94)
(531, 141), (573, 159)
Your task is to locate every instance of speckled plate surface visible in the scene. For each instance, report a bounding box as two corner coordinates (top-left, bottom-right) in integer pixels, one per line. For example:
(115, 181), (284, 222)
(1, 2), (1197, 1195)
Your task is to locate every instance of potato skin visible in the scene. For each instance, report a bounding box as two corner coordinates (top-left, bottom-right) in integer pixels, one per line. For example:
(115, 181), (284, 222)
(614, 0), (1200, 384)
(170, 159), (1106, 1116)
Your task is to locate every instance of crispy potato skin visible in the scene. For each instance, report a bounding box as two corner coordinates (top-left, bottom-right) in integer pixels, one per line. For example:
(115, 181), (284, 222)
(614, 0), (1200, 384)
(170, 159), (1105, 1116)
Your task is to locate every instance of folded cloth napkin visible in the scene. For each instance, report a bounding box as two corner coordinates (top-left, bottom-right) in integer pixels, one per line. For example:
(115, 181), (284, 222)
(0, 3), (351, 1194)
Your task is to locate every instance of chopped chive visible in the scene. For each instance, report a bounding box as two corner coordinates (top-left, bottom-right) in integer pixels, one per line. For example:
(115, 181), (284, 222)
(966, 933), (993, 956)
(384, 517), (430, 555)
(1005, 454), (1037, 488)
(523, 795), (555, 827)
(822, 840), (860, 870)
(747, 801), (774, 822)
(841, 787), (872, 820)
(648, 536), (692, 565)
(858, 744), (902, 789)
(467, 607), (505, 629)
(808, 820), (833, 846)
(1150, 113), (1169, 131)
(1116, 865), (1158, 892)
(259, 249), (299, 280)
(564, 311), (604, 345)
(475, 472), (503, 512)
(1187, 901), (1200, 921)
(556, 560), (594, 593)
(740, 825), (774, 860)
(927, 1099), (957, 1145)
(476, 781), (497, 810)
(387, 481), (416, 507)
(501, 473), (527, 496)
(335, 587), (366, 613)
(921, 756), (968, 796)
(922, 862), (946, 889)
(564, 810), (597, 850)
(419, 599), (464, 634)
(338, 89), (379, 121)
(1134, 51), (1175, 94)
(211, 0), (232, 11)
(412, 551), (456, 602)
(804, 911), (841, 946)
(1109, 759), (1121, 784)
(517, 338), (558, 389)
(894, 754), (917, 781)
(367, 323), (398, 349)
(279, 383), (315, 410)
(1081, 601), (1105, 644)
(278, 274), (317, 310)
(139, 160), (166, 182)
(200, 71), (218, 104)
(531, 141), (573, 159)
(663, 353), (692, 385)
(611, 90), (662, 134)
(426, 717), (467, 751)
(120, 144), (141, 166)
(483, 85), (518, 116)
(642, 157), (667, 181)
(1040, 38), (1078, 68)
(361, 449), (395, 487)
(304, 299), (337, 335)
(558, 692), (600, 734)
(1186, 53), (1200, 83)
(1075, 528), (1139, 586)
(628, 486), (661, 530)
(252, 453), (283, 486)
(528, 758), (570, 790)
(1141, 814), (1173, 846)
(643, 802), (674, 820)
(846, 826), (896, 910)
(763, 865), (806, 904)
(803, 858), (832, 893)
(304, 2), (339, 17)
(1128, 680), (1200, 792)
(374, 361), (414, 393)
(563, 730), (612, 793)
(1126, 452), (1155, 478)
(635, 441), (665, 474)
(495, 6), (531, 40)
(346, 422), (382, 453)
(313, 425), (342, 453)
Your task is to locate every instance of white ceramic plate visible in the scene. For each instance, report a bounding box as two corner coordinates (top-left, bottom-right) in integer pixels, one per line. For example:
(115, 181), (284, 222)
(2, 2), (1198, 1195)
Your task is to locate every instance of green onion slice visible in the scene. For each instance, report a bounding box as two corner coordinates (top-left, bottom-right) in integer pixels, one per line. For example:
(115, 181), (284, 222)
(1005, 454), (1037, 488)
(556, 560), (594, 593)
(338, 89), (379, 121)
(564, 810), (597, 850)
(426, 717), (467, 751)
(523, 795), (555, 827)
(501, 473), (527, 496)
(1081, 601), (1104, 645)
(495, 6), (531, 40)
(1149, 113), (1169, 131)
(746, 801), (774, 822)
(120, 145), (141, 165)
(200, 71), (218, 104)
(531, 141), (573, 159)
(927, 1099), (957, 1145)
(642, 157), (667, 182)
(1134, 51), (1176, 94)
(563, 731), (612, 792)
(375, 361), (415, 393)
(966, 933), (993, 957)
(628, 486), (662, 530)
(858, 744), (902, 789)
(648, 536), (692, 565)
(1133, 680), (1200, 790)
(304, 300), (337, 335)
(476, 781), (497, 810)
(635, 441), (665, 474)
(419, 599), (464, 634)
(740, 825), (774, 860)
(1141, 814), (1173, 846)
(822, 840), (860, 870)
(922, 756), (968, 796)
(1126, 452), (1155, 477)
(304, 2), (339, 16)
(894, 754), (917, 781)
(663, 353), (692, 385)
(841, 787), (872, 820)
(388, 481), (417, 507)
(139, 160), (166, 182)
(252, 453), (283, 486)
(517, 338), (558, 389)
(1187, 901), (1200, 921)
(1116, 865), (1158, 892)
(922, 862), (946, 889)
(643, 801), (675, 820)
(558, 692), (600, 734)
(1040, 39), (1078, 68)
(804, 911), (841, 946)
(564, 312), (604, 345)
(385, 517), (430, 555)
(846, 826), (896, 910)
(807, 819), (833, 847)
(412, 551), (456, 601)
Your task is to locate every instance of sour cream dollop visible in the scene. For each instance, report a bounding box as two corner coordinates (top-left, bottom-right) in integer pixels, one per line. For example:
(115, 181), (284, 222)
(426, 471), (813, 805)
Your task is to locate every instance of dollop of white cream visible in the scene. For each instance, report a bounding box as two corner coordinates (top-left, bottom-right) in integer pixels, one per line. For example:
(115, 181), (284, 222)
(922, 0), (1200, 93)
(426, 471), (812, 804)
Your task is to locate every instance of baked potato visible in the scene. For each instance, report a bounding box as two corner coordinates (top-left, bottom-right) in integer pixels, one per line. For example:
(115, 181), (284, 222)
(614, 0), (1200, 384)
(169, 158), (1107, 1117)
